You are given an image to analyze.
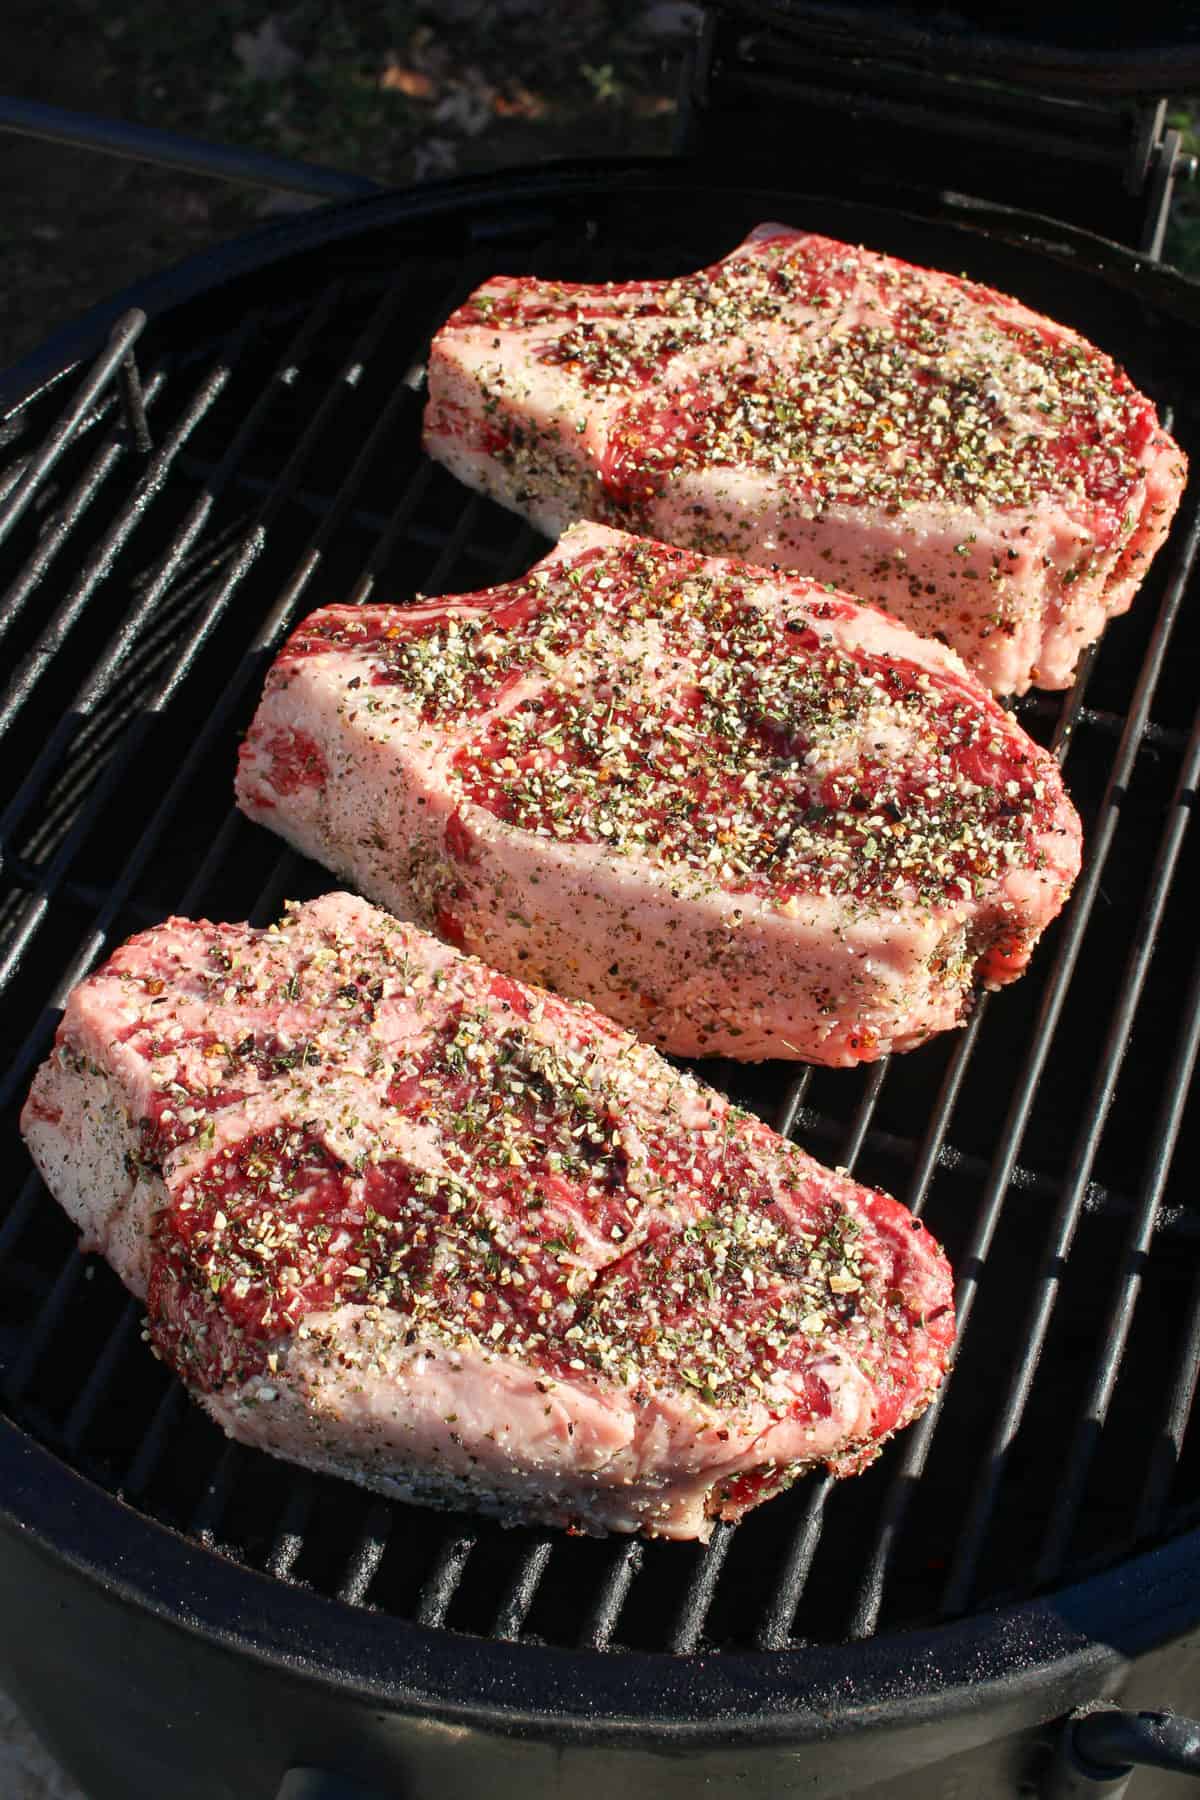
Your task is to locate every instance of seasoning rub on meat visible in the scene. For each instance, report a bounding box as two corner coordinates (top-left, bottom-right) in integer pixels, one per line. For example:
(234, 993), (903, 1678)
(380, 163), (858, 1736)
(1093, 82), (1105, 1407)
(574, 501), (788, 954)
(237, 522), (1081, 1066)
(21, 893), (954, 1540)
(424, 224), (1186, 695)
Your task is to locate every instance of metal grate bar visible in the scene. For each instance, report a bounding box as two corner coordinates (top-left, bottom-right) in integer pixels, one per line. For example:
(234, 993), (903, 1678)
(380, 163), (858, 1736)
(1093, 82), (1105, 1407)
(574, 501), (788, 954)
(122, 1381), (185, 1499)
(245, 848), (306, 932)
(669, 1521), (736, 1654)
(788, 1106), (1191, 1233)
(0, 372), (166, 655)
(754, 1475), (836, 1650)
(491, 1537), (555, 1641)
(577, 1539), (644, 1650)
(62, 1296), (140, 1452)
(421, 493), (491, 595)
(183, 813), (262, 921)
(174, 460), (568, 583)
(2, 1248), (86, 1403)
(943, 697), (1200, 1612)
(1013, 693), (1188, 753)
(0, 310), (146, 549)
(337, 1504), (393, 1606)
(118, 350), (153, 456)
(0, 458), (31, 507)
(841, 502), (1200, 1642)
(0, 1170), (42, 1270)
(346, 462), (438, 608)
(904, 1006), (990, 1220)
(1035, 929), (1200, 1583)
(267, 1475), (317, 1582)
(774, 1067), (813, 1141)
(836, 1059), (889, 1172)
(191, 1444), (243, 1544)
(415, 1531), (478, 1629)
(0, 354), (236, 758)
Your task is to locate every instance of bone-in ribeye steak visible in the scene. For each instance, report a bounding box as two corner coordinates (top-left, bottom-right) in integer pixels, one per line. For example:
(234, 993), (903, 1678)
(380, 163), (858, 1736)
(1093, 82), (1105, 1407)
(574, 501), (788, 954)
(237, 522), (1081, 1066)
(21, 893), (953, 1539)
(423, 223), (1186, 695)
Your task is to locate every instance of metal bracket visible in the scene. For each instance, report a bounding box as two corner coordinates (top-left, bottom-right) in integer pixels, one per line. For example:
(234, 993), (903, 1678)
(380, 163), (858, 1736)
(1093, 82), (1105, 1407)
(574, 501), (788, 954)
(1140, 123), (1195, 260)
(1045, 1704), (1200, 1797)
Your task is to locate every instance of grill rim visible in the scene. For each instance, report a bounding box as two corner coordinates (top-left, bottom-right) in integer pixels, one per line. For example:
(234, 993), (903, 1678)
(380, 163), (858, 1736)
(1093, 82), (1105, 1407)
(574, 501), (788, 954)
(4, 158), (1200, 1735)
(5, 1419), (1195, 1743)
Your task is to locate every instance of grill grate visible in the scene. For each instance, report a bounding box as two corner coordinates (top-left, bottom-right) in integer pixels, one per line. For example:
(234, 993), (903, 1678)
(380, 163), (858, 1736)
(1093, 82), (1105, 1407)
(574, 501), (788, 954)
(2, 192), (1199, 1662)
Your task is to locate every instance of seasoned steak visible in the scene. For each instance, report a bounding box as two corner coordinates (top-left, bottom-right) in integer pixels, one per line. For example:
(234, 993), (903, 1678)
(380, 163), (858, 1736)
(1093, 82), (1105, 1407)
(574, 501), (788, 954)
(21, 893), (953, 1540)
(423, 223), (1186, 695)
(237, 522), (1081, 1066)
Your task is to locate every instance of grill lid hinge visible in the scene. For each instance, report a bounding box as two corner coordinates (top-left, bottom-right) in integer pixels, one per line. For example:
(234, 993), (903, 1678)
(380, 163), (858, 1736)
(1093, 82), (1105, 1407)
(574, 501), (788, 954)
(677, 6), (1197, 258)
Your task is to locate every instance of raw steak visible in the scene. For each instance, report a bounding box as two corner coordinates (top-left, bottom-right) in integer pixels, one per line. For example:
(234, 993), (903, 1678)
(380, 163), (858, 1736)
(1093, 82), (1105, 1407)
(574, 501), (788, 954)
(20, 892), (954, 1540)
(423, 223), (1187, 695)
(236, 521), (1081, 1066)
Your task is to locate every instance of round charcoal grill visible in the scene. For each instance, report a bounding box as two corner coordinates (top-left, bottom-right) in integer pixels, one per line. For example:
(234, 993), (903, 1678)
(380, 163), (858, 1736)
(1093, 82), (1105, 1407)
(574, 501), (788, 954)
(5, 13), (1200, 1800)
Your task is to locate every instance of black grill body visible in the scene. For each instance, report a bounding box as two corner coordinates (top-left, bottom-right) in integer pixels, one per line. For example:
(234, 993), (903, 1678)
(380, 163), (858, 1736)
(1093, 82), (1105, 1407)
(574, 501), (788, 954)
(3, 162), (1200, 1798)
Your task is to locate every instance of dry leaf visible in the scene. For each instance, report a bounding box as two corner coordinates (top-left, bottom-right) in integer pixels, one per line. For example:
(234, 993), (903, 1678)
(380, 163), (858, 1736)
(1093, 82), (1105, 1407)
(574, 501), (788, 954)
(233, 17), (302, 83)
(493, 81), (547, 120)
(379, 60), (435, 99)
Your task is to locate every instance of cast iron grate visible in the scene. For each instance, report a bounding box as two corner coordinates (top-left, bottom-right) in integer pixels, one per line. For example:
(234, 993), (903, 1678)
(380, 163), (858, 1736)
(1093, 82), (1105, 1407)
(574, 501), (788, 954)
(1, 193), (1199, 1659)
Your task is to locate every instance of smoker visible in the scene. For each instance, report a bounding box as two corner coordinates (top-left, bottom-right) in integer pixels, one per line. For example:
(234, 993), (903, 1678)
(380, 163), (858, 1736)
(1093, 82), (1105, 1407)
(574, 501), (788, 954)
(4, 6), (1200, 1796)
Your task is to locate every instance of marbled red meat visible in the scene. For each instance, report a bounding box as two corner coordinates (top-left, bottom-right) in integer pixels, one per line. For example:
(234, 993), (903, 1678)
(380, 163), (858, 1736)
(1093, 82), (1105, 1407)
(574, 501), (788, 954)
(237, 521), (1081, 1065)
(21, 893), (953, 1539)
(424, 224), (1186, 695)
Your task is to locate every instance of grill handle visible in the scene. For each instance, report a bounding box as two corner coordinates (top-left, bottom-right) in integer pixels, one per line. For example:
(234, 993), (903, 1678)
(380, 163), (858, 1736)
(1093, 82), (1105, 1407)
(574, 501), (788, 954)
(0, 97), (382, 200)
(1047, 1705), (1200, 1795)
(277, 1772), (398, 1799)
